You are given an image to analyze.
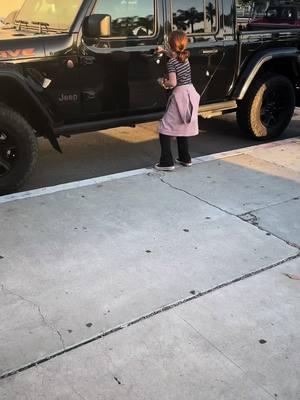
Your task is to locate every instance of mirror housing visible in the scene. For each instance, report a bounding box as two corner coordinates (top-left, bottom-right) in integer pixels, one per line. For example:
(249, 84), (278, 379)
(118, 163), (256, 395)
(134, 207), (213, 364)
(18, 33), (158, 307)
(83, 14), (111, 38)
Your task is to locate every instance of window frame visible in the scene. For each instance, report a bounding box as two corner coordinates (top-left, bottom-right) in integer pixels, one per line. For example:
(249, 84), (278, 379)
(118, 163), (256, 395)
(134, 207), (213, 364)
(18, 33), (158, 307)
(91, 0), (158, 40)
(170, 0), (219, 36)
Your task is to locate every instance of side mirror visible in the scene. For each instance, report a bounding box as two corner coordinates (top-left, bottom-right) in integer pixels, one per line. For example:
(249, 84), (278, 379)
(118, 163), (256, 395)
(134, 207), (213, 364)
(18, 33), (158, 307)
(83, 14), (111, 38)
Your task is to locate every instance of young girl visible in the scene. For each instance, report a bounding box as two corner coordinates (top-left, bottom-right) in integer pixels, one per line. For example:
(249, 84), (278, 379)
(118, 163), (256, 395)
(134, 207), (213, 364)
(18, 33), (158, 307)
(155, 31), (200, 171)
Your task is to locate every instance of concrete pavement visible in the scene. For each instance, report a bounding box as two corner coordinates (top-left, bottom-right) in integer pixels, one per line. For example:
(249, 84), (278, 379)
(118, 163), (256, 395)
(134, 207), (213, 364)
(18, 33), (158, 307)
(0, 138), (299, 399)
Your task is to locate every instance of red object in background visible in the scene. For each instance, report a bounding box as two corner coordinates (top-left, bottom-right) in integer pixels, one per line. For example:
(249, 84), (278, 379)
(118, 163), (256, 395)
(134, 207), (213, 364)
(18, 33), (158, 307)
(248, 5), (300, 30)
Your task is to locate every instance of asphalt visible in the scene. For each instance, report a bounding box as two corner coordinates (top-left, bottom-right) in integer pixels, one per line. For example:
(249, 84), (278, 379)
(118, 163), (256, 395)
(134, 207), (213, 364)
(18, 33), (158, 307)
(22, 112), (300, 191)
(0, 138), (299, 399)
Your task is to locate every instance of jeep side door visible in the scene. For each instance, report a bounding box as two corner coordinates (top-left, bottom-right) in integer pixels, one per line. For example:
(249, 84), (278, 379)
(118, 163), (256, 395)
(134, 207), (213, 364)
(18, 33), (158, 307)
(79, 0), (168, 119)
(168, 0), (235, 103)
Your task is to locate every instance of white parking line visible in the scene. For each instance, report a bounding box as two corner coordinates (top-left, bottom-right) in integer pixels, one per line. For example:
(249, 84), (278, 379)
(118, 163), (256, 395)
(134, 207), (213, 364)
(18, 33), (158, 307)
(0, 137), (299, 205)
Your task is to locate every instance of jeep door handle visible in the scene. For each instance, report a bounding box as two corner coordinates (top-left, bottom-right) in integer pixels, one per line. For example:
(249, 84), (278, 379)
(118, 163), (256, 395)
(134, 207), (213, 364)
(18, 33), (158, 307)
(141, 51), (163, 64)
(142, 50), (163, 58)
(201, 49), (219, 55)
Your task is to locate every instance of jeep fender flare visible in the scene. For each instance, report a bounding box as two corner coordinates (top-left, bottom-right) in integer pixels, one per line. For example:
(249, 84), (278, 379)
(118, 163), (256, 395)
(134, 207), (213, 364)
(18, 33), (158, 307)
(0, 69), (61, 152)
(233, 47), (300, 100)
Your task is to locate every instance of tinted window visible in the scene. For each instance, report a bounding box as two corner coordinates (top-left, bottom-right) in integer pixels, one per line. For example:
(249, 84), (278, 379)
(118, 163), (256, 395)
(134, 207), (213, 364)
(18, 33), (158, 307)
(172, 1), (204, 34)
(266, 7), (296, 20)
(93, 0), (155, 37)
(205, 1), (217, 32)
(281, 8), (295, 20)
(172, 0), (217, 34)
(266, 8), (279, 19)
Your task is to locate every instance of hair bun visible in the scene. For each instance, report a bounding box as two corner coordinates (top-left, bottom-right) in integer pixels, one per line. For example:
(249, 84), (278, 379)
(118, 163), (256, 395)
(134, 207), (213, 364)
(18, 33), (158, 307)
(169, 30), (189, 63)
(178, 50), (190, 63)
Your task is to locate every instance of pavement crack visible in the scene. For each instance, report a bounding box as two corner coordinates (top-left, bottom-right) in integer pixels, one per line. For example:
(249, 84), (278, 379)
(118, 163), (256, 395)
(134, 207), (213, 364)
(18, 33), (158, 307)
(0, 284), (65, 350)
(159, 176), (299, 250)
(67, 382), (88, 400)
(239, 212), (300, 250)
(1, 251), (299, 381)
(239, 194), (300, 216)
(159, 176), (235, 216)
(174, 311), (276, 399)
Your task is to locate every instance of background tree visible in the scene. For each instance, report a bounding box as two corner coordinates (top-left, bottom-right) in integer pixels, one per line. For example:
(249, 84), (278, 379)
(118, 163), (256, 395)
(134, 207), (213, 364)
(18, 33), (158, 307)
(174, 7), (202, 33)
(206, 2), (216, 32)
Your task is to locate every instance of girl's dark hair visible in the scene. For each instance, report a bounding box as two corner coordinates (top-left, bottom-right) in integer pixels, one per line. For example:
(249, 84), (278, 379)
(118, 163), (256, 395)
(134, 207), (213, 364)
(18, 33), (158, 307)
(169, 30), (190, 63)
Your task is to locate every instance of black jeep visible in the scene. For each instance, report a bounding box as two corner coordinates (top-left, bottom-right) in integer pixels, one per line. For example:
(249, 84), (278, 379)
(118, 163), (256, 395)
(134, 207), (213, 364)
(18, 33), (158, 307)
(0, 0), (299, 194)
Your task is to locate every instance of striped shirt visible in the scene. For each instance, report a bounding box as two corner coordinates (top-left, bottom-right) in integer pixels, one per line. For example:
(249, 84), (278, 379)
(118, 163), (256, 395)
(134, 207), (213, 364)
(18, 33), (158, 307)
(167, 57), (192, 86)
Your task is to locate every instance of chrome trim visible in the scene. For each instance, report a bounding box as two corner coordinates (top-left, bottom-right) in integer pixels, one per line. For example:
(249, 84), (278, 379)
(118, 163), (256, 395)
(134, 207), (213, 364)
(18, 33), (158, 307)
(238, 55), (272, 100)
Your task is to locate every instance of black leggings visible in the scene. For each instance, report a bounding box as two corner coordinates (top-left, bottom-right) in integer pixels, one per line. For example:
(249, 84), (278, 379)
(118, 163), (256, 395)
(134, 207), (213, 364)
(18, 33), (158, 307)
(159, 134), (191, 167)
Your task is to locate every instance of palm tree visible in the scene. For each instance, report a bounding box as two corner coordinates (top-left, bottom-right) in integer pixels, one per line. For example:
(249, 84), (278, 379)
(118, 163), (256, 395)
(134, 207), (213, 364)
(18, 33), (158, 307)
(206, 2), (216, 32)
(174, 7), (202, 33)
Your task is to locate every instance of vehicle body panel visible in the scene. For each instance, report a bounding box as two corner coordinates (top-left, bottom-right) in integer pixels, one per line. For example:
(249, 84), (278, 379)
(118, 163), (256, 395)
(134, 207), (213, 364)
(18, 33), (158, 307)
(0, 0), (299, 138)
(0, 31), (45, 60)
(78, 0), (168, 120)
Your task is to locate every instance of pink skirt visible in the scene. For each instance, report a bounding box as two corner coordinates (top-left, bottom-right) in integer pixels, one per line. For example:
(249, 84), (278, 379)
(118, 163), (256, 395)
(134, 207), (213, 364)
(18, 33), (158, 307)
(159, 84), (200, 137)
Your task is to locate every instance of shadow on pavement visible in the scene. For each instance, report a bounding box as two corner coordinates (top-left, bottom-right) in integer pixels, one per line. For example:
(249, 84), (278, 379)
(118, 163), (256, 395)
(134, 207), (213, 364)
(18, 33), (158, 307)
(22, 114), (300, 191)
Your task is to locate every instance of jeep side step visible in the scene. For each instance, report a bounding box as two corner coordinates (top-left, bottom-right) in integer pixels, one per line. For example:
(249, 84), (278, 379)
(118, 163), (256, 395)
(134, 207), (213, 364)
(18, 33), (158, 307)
(199, 101), (237, 119)
(55, 112), (164, 136)
(55, 101), (238, 137)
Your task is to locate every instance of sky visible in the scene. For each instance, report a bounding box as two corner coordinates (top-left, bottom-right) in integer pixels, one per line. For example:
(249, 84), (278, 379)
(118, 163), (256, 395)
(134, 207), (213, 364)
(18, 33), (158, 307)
(0, 0), (24, 17)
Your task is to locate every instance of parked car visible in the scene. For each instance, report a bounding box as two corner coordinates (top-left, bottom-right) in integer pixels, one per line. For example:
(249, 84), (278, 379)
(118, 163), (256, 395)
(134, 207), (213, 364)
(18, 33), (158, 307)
(248, 4), (300, 30)
(0, 0), (300, 194)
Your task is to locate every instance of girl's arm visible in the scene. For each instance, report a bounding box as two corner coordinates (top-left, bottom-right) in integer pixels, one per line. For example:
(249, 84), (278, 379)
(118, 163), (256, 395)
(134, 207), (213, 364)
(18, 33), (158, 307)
(164, 72), (177, 88)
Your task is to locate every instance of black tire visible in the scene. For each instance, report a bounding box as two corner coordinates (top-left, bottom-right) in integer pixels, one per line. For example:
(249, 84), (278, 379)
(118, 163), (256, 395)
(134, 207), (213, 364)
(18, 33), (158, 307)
(0, 105), (38, 195)
(236, 74), (295, 140)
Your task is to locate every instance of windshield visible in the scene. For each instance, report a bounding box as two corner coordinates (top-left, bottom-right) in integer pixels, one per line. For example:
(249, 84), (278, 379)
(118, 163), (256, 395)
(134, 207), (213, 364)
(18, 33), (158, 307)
(266, 7), (296, 20)
(16, 0), (84, 31)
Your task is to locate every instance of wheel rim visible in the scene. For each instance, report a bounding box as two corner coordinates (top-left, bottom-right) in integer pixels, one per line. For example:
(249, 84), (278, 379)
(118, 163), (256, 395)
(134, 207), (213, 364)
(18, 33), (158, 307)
(260, 86), (290, 129)
(0, 132), (17, 177)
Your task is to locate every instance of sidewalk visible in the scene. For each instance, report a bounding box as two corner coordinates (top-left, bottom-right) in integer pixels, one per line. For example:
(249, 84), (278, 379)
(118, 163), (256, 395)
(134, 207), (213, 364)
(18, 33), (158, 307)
(0, 138), (299, 399)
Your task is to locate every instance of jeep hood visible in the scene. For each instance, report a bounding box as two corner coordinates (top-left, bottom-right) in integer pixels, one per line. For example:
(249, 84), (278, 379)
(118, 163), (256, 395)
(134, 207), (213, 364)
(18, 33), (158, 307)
(0, 28), (45, 61)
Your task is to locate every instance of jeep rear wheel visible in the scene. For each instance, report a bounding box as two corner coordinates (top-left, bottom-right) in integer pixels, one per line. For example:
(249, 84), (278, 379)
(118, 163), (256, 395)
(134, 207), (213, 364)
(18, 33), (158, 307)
(236, 74), (295, 140)
(0, 105), (38, 195)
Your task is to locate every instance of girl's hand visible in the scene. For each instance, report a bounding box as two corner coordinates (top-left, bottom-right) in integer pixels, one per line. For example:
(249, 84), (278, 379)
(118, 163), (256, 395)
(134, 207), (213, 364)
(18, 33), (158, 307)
(157, 78), (170, 90)
(156, 46), (165, 54)
(163, 73), (177, 89)
(157, 77), (166, 88)
(155, 46), (175, 59)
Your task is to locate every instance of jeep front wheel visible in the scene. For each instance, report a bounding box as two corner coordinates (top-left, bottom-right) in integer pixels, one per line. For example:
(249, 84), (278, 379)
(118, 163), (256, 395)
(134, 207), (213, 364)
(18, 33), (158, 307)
(236, 74), (295, 140)
(0, 105), (38, 195)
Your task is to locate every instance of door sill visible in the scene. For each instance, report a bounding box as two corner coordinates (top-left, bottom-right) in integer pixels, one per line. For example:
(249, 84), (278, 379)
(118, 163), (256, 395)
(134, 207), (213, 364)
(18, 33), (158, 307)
(55, 101), (238, 137)
(55, 112), (164, 136)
